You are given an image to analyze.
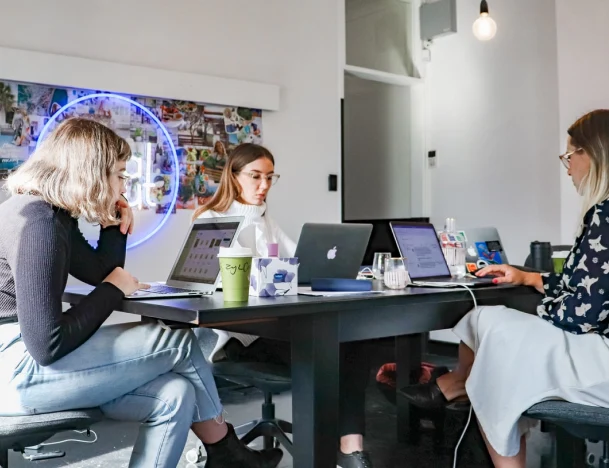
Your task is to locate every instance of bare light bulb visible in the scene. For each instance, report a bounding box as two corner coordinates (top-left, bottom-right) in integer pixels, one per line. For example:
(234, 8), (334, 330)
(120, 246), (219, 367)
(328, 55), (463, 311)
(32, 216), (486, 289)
(473, 0), (497, 41)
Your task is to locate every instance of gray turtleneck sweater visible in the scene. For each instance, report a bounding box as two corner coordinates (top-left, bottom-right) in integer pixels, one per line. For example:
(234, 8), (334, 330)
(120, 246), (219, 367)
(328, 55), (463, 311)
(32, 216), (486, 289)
(0, 194), (125, 366)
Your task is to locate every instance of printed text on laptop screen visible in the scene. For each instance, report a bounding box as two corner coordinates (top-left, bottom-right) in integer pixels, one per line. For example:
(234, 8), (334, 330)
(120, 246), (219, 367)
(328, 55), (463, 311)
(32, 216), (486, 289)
(393, 225), (451, 279)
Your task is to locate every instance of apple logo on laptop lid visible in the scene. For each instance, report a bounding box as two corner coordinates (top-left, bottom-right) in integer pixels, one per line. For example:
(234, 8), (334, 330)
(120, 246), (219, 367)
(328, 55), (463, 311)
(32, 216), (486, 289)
(327, 246), (337, 260)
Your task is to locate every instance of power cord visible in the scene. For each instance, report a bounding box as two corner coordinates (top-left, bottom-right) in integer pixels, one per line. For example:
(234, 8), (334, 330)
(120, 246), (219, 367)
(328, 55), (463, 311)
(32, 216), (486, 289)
(449, 284), (479, 468)
(37, 429), (99, 447)
(357, 267), (374, 280)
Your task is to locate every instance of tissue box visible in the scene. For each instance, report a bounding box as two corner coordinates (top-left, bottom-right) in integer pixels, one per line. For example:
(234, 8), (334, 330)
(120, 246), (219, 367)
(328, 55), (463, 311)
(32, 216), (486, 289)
(249, 257), (299, 297)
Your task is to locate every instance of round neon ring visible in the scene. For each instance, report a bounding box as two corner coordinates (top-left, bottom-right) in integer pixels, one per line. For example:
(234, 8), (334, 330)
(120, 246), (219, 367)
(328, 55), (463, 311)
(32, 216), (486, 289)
(36, 93), (179, 249)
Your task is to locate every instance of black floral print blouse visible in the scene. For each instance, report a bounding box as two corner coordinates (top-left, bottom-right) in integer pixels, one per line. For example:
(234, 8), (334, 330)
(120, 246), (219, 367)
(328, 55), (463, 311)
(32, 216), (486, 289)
(539, 200), (609, 335)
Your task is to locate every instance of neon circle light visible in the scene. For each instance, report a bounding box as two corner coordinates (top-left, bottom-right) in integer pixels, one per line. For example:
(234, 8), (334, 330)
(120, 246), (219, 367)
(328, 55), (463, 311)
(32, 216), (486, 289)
(36, 93), (179, 250)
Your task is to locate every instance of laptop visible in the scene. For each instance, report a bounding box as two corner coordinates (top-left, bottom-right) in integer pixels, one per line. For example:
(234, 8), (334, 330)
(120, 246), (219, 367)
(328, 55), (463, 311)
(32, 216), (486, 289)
(343, 217), (429, 266)
(389, 221), (495, 287)
(127, 216), (244, 299)
(295, 223), (373, 285)
(463, 227), (509, 268)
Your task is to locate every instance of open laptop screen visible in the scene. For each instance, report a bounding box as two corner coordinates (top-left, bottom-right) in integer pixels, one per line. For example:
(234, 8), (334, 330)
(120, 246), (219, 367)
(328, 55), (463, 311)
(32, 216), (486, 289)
(169, 221), (241, 284)
(391, 223), (451, 279)
(343, 217), (430, 266)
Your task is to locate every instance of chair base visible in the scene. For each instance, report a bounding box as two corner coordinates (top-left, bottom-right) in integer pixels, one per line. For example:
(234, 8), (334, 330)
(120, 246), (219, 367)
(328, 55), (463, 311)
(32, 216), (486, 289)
(235, 418), (293, 455)
(190, 418), (294, 464)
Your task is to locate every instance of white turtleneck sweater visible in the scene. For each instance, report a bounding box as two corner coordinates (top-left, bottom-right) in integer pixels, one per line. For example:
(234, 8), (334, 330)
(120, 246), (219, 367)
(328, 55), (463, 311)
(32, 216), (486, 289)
(198, 200), (296, 258)
(198, 200), (296, 360)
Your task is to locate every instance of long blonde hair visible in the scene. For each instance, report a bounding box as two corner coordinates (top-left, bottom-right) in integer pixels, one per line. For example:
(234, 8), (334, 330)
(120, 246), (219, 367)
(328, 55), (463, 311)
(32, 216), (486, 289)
(6, 118), (131, 226)
(192, 143), (275, 219)
(568, 110), (609, 221)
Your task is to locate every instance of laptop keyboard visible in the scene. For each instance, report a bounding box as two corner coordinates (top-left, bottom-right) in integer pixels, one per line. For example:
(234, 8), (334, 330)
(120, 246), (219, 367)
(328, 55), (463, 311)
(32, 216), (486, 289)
(146, 285), (196, 295)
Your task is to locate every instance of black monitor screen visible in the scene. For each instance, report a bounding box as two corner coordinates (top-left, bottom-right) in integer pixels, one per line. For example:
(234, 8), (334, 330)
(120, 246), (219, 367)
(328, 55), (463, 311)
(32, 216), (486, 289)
(343, 217), (430, 266)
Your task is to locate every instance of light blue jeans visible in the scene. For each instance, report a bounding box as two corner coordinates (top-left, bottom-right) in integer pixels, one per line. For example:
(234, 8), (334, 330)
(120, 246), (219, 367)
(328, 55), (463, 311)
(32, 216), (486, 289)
(0, 321), (223, 468)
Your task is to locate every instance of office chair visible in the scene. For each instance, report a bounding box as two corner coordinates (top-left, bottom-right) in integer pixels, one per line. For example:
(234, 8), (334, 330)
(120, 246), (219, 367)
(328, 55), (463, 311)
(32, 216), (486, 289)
(0, 408), (103, 467)
(525, 401), (609, 467)
(190, 328), (292, 463)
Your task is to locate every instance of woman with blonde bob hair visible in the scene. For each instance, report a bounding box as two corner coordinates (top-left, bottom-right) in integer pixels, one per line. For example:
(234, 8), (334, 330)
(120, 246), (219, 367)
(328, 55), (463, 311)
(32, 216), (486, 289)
(0, 118), (282, 468)
(401, 110), (609, 467)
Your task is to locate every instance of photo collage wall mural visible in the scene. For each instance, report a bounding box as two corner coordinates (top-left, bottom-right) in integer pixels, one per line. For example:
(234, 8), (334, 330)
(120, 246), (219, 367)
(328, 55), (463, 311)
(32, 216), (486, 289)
(0, 79), (263, 215)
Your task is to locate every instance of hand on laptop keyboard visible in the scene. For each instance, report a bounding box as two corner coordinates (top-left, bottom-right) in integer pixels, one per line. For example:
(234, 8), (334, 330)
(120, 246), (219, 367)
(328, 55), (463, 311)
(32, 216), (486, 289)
(145, 285), (192, 294)
(104, 267), (150, 295)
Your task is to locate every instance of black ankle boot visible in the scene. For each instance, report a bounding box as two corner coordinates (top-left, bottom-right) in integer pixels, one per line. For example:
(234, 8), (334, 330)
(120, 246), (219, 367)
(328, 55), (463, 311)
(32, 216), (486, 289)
(203, 423), (283, 468)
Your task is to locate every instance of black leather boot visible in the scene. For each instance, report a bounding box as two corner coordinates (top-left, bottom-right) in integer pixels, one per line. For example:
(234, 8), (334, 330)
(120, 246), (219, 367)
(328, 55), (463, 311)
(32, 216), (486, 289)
(399, 382), (449, 409)
(399, 381), (470, 411)
(203, 423), (283, 468)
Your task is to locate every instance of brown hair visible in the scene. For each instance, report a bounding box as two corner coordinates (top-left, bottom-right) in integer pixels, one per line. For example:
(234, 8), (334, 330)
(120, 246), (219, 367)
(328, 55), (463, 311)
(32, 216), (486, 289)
(214, 140), (226, 156)
(192, 143), (275, 219)
(6, 118), (131, 226)
(568, 110), (609, 217)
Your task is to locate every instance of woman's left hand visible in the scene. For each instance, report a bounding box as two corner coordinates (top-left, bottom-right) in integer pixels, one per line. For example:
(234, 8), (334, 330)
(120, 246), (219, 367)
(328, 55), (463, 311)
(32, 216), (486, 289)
(116, 197), (134, 235)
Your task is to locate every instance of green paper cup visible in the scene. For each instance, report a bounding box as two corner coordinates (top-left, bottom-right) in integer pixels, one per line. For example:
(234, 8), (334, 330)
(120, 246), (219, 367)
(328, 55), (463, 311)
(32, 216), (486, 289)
(552, 251), (569, 274)
(218, 247), (253, 302)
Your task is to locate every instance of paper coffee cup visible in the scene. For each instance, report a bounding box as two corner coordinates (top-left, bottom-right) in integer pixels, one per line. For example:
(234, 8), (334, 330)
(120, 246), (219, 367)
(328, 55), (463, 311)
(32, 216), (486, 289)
(552, 250), (569, 274)
(217, 247), (253, 302)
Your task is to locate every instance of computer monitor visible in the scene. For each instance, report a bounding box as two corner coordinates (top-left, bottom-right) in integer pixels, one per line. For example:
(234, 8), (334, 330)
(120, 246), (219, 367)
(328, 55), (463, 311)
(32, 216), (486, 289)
(343, 217), (430, 266)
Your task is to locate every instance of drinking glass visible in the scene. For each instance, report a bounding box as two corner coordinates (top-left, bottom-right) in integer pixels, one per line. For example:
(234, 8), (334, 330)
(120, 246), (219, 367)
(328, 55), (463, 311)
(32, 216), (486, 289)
(383, 257), (410, 289)
(372, 252), (392, 280)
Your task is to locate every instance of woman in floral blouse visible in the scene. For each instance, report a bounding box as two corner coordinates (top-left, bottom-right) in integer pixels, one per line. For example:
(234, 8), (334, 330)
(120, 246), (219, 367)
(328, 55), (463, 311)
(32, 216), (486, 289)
(401, 109), (609, 467)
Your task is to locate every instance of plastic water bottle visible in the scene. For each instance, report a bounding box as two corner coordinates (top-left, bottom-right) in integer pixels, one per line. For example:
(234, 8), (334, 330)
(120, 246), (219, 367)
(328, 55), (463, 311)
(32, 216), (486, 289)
(439, 217), (467, 278)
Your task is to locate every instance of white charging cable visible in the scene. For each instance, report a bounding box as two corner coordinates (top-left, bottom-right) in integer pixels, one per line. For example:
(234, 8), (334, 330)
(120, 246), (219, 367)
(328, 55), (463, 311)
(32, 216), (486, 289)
(357, 267), (374, 280)
(37, 429), (98, 447)
(450, 284), (480, 468)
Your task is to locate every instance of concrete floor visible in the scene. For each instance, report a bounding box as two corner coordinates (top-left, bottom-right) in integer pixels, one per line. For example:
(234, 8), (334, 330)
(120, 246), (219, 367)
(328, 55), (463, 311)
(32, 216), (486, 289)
(5, 374), (564, 468)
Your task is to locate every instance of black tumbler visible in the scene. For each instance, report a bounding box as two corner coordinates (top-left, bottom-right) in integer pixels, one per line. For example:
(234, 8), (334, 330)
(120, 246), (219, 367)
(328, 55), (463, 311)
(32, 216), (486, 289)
(530, 241), (553, 273)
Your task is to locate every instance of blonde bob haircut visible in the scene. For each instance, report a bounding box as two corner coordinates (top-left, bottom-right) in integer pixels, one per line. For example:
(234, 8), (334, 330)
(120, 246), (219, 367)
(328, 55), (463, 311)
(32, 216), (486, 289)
(6, 118), (131, 226)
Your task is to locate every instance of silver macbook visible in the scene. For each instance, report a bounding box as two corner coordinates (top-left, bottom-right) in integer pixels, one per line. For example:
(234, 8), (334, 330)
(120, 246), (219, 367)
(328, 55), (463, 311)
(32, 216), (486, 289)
(295, 223), (372, 285)
(127, 216), (244, 299)
(390, 221), (494, 288)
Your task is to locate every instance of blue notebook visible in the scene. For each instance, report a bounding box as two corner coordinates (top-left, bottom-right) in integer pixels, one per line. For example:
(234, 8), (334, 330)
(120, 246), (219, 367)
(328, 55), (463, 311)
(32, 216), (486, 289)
(310, 278), (372, 292)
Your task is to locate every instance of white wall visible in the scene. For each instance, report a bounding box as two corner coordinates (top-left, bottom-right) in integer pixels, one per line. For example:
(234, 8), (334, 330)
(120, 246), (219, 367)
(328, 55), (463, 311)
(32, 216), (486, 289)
(427, 0), (562, 265)
(555, 0), (609, 243)
(0, 0), (342, 284)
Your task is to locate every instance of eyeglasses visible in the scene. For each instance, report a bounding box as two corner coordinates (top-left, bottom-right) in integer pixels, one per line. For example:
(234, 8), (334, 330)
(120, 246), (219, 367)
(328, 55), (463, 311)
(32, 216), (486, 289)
(117, 173), (131, 185)
(235, 171), (280, 186)
(559, 148), (582, 170)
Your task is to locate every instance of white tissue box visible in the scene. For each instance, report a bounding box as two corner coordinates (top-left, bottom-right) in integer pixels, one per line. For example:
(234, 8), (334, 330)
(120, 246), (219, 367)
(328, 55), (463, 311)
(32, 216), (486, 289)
(249, 257), (299, 297)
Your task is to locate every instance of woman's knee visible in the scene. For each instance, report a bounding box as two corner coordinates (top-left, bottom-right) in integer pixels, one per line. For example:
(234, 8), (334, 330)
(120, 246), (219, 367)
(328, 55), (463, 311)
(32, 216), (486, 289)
(101, 373), (197, 425)
(151, 374), (197, 421)
(145, 324), (198, 353)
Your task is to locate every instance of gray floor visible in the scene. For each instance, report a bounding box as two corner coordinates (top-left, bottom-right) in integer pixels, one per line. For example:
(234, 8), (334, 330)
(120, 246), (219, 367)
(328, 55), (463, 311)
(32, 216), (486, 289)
(5, 376), (565, 468)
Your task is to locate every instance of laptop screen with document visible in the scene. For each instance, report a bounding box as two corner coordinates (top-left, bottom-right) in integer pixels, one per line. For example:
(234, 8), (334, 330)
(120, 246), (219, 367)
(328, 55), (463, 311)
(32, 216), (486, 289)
(390, 223), (451, 279)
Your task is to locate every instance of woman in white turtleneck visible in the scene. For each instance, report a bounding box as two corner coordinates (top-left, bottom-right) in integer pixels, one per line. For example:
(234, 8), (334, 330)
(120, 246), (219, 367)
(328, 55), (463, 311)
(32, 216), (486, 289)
(192, 143), (375, 468)
(198, 194), (295, 258)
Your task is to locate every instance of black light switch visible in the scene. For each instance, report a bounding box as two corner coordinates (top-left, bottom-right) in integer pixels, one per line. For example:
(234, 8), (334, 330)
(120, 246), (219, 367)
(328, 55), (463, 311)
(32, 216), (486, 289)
(328, 174), (338, 192)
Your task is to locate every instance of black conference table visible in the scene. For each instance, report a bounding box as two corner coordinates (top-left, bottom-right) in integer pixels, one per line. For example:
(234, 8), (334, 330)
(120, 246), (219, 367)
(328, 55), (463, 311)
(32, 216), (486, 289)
(63, 283), (540, 468)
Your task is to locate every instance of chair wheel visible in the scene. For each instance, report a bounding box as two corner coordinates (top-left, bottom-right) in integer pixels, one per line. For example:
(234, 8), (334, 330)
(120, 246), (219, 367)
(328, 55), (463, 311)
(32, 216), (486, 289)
(185, 444), (206, 464)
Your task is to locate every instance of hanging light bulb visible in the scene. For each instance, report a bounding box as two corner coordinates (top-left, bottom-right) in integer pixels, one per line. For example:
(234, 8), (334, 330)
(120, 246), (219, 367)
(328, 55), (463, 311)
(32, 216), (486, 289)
(472, 0), (497, 41)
